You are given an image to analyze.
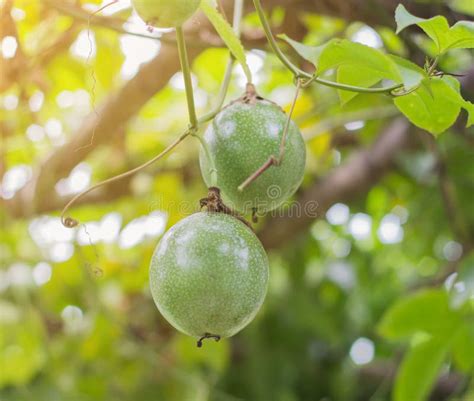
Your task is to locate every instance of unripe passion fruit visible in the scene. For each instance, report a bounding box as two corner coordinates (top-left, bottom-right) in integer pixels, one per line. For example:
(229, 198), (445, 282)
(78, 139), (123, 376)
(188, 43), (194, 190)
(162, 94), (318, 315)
(131, 0), (200, 28)
(199, 91), (306, 214)
(149, 212), (269, 340)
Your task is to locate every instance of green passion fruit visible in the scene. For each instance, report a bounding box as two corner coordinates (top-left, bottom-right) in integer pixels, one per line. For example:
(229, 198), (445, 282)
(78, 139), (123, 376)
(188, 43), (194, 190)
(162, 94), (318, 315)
(199, 88), (306, 214)
(149, 212), (269, 343)
(131, 0), (201, 28)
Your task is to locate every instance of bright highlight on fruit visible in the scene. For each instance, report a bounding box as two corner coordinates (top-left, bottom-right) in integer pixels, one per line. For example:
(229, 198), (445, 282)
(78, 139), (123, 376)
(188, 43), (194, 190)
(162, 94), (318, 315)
(131, 0), (201, 28)
(149, 212), (269, 346)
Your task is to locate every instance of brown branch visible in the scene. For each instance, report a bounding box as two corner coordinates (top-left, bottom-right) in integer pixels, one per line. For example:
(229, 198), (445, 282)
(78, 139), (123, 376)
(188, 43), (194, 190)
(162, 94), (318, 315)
(258, 118), (411, 249)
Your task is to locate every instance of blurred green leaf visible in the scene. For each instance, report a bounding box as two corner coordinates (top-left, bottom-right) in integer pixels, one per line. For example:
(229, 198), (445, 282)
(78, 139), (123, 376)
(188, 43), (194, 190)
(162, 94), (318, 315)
(449, 0), (474, 16)
(394, 336), (450, 401)
(0, 304), (46, 388)
(452, 322), (474, 372)
(378, 289), (461, 339)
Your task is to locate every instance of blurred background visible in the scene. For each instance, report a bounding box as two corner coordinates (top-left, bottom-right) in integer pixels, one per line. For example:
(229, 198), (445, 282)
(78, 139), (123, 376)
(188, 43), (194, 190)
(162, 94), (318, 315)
(1, 0), (473, 400)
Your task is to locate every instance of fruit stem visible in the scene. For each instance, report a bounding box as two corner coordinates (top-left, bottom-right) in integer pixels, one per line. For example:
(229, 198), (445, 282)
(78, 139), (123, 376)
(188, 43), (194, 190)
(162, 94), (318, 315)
(238, 156), (278, 192)
(200, 187), (253, 228)
(238, 79), (302, 192)
(197, 333), (221, 348)
(427, 57), (439, 76)
(176, 26), (198, 129)
(252, 0), (403, 94)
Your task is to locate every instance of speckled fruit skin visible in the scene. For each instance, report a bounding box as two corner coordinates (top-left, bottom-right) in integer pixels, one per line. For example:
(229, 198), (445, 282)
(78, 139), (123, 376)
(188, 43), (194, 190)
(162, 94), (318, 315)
(149, 212), (269, 338)
(199, 99), (306, 214)
(131, 0), (200, 28)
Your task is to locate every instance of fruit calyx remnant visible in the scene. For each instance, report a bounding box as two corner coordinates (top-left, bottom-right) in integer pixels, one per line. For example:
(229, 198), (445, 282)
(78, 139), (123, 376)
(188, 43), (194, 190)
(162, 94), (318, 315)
(197, 333), (221, 348)
(200, 187), (252, 229)
(241, 83), (261, 105)
(224, 83), (263, 109)
(239, 83), (282, 112)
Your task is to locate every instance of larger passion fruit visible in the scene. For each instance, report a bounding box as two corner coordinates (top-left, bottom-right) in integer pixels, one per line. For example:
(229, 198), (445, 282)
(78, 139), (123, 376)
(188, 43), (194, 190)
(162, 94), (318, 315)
(149, 212), (269, 342)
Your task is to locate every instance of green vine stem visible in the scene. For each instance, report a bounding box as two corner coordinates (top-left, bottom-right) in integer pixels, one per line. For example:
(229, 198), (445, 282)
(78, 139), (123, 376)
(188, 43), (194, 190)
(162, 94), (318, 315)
(176, 26), (198, 128)
(238, 79), (302, 192)
(427, 57), (439, 76)
(199, 57), (234, 123)
(60, 130), (192, 228)
(252, 0), (403, 94)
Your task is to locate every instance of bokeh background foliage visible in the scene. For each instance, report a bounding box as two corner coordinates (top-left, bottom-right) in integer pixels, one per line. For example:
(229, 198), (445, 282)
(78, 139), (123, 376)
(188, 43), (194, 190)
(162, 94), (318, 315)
(1, 0), (474, 400)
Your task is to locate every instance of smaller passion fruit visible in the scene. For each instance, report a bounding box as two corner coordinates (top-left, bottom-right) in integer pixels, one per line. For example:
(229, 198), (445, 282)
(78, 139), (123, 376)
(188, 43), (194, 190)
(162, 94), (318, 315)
(131, 0), (201, 28)
(200, 85), (306, 214)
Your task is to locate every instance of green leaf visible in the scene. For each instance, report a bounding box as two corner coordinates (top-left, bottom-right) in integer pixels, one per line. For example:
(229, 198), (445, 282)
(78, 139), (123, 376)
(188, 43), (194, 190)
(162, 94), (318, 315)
(394, 78), (462, 135)
(463, 101), (474, 127)
(449, 0), (474, 16)
(452, 323), (474, 372)
(394, 336), (451, 401)
(337, 65), (381, 104)
(394, 5), (474, 54)
(445, 21), (474, 50)
(318, 39), (402, 83)
(200, 0), (252, 82)
(378, 289), (460, 339)
(431, 76), (474, 127)
(278, 35), (335, 68)
(389, 55), (427, 90)
(395, 4), (429, 33)
(395, 4), (450, 53)
(0, 304), (46, 388)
